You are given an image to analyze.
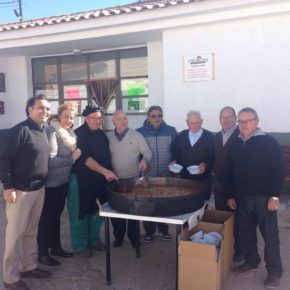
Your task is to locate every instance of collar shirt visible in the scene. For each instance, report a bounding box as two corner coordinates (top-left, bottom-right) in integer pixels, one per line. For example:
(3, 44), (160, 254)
(239, 127), (265, 142)
(221, 125), (237, 145)
(188, 128), (203, 147)
(114, 128), (129, 141)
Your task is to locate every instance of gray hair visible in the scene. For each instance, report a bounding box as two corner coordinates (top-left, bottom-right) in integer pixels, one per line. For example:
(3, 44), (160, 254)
(220, 106), (236, 117)
(112, 110), (126, 118)
(187, 110), (202, 120)
(238, 107), (258, 119)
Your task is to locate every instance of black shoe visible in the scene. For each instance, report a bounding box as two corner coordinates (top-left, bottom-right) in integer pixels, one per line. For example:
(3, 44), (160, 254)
(144, 234), (153, 243)
(38, 255), (60, 266)
(20, 268), (51, 279)
(113, 239), (123, 247)
(264, 275), (280, 288)
(233, 263), (258, 274)
(161, 232), (172, 241)
(50, 248), (73, 258)
(3, 280), (29, 290)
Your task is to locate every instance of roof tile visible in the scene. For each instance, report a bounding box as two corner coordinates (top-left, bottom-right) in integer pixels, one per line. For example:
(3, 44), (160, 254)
(0, 0), (196, 32)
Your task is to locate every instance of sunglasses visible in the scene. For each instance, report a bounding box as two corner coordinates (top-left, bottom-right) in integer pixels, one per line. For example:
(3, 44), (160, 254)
(150, 114), (163, 119)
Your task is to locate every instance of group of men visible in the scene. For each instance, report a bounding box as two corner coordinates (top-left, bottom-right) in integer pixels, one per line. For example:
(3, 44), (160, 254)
(0, 94), (284, 289)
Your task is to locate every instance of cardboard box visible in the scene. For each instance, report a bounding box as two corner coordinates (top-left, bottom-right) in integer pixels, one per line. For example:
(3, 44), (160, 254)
(178, 222), (224, 290)
(201, 210), (234, 283)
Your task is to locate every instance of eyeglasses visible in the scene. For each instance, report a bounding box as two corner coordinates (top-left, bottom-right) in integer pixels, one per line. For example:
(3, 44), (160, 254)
(150, 114), (163, 119)
(237, 118), (256, 125)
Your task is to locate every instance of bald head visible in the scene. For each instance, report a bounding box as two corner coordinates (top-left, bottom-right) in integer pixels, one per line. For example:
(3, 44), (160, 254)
(186, 110), (203, 133)
(219, 106), (237, 131)
(112, 110), (128, 133)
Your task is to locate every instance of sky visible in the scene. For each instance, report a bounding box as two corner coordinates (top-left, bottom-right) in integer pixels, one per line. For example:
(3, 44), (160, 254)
(0, 0), (136, 24)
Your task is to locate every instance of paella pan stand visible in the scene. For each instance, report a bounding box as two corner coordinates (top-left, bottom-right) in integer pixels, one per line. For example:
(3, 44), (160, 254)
(101, 177), (205, 289)
(100, 204), (201, 290)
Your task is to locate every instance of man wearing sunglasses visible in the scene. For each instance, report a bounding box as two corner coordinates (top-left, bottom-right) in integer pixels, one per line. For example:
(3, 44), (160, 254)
(137, 105), (178, 243)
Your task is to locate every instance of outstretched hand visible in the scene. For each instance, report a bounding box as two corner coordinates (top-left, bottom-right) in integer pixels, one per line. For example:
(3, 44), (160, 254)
(4, 189), (17, 204)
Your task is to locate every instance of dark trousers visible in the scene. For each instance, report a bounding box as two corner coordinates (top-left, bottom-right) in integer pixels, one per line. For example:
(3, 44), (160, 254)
(203, 176), (213, 201)
(237, 195), (283, 278)
(213, 177), (242, 255)
(143, 222), (169, 236)
(111, 218), (137, 243)
(37, 183), (68, 256)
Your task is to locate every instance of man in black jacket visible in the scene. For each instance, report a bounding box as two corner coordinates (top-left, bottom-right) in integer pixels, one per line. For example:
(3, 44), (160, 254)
(224, 107), (284, 289)
(68, 104), (118, 257)
(212, 106), (243, 262)
(172, 110), (214, 201)
(2, 95), (51, 290)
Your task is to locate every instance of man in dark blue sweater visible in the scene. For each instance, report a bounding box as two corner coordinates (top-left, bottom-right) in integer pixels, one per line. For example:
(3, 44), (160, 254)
(2, 95), (52, 290)
(224, 107), (284, 289)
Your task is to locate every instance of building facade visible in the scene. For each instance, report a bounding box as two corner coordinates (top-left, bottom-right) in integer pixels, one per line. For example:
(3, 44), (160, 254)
(0, 0), (290, 132)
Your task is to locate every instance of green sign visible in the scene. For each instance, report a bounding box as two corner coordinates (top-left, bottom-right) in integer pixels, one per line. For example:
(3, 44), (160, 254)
(128, 98), (146, 111)
(128, 99), (140, 111)
(127, 82), (145, 96)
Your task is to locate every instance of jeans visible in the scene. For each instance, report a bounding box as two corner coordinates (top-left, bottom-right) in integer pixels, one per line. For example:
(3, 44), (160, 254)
(237, 195), (283, 277)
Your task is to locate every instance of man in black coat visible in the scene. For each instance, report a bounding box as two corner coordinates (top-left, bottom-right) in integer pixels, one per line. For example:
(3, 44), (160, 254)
(212, 106), (243, 262)
(68, 104), (118, 257)
(172, 110), (214, 201)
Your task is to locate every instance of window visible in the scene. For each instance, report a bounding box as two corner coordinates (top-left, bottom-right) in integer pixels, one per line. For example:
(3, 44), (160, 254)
(61, 55), (88, 81)
(32, 58), (58, 84)
(89, 52), (116, 78)
(32, 47), (148, 128)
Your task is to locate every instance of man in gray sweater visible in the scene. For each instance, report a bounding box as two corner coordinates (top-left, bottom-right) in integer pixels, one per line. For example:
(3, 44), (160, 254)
(107, 110), (152, 248)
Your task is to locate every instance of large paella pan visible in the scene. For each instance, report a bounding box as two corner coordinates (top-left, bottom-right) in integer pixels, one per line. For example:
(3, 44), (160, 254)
(107, 177), (205, 216)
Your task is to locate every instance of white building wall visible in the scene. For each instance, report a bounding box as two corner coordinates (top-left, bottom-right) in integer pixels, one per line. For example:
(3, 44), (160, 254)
(0, 57), (8, 128)
(0, 56), (32, 129)
(148, 41), (164, 108)
(163, 14), (290, 132)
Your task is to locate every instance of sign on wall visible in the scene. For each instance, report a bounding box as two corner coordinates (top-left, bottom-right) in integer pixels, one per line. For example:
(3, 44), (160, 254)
(65, 87), (81, 99)
(183, 54), (214, 82)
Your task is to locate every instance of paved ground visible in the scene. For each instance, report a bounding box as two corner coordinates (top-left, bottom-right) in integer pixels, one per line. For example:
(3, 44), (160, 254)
(0, 184), (289, 290)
